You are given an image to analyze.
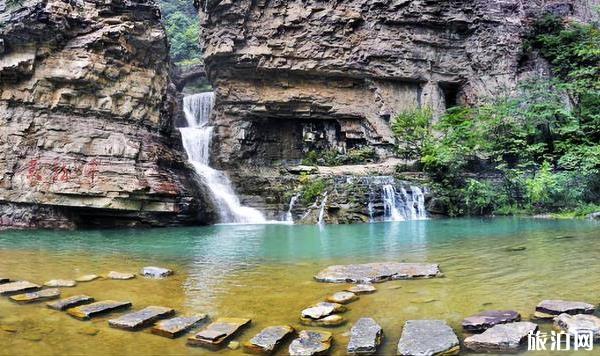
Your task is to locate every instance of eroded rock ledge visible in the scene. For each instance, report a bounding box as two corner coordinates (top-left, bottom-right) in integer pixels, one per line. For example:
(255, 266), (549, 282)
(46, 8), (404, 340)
(0, 0), (210, 229)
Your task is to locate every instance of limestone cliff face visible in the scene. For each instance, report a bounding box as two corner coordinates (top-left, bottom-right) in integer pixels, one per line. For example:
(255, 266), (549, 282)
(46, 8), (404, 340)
(0, 0), (209, 228)
(200, 0), (596, 168)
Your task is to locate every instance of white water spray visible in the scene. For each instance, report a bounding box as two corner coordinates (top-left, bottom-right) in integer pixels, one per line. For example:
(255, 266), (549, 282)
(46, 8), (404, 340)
(285, 194), (300, 223)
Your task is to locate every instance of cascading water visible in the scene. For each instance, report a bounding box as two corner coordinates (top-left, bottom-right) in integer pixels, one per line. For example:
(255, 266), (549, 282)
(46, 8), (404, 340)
(317, 192), (328, 226)
(380, 183), (428, 222)
(285, 194), (300, 223)
(180, 93), (266, 224)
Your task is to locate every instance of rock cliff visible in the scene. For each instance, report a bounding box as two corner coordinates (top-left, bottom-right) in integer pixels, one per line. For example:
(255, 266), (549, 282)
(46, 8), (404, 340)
(0, 0), (209, 228)
(199, 0), (597, 168)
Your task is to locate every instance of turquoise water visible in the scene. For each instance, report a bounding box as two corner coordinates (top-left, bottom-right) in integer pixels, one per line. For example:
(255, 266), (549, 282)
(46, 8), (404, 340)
(0, 218), (599, 355)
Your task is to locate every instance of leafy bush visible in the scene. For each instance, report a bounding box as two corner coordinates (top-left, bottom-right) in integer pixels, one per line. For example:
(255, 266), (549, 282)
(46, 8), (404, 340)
(158, 0), (201, 64)
(300, 176), (327, 203)
(301, 147), (378, 166)
(391, 107), (433, 160)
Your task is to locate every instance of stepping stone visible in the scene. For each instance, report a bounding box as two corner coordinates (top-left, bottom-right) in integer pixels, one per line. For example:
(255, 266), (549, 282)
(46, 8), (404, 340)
(75, 275), (100, 282)
(187, 317), (251, 349)
(289, 330), (333, 356)
(243, 325), (295, 355)
(67, 300), (132, 320)
(464, 321), (538, 352)
(554, 313), (600, 339)
(300, 314), (346, 327)
(397, 320), (459, 356)
(151, 314), (208, 338)
(0, 278), (9, 284)
(301, 302), (346, 320)
(108, 306), (175, 330)
(0, 281), (41, 296)
(534, 300), (595, 319)
(10, 289), (61, 303)
(345, 284), (376, 294)
(44, 279), (76, 287)
(348, 318), (383, 355)
(315, 262), (442, 283)
(47, 295), (95, 311)
(325, 291), (358, 304)
(141, 266), (173, 278)
(462, 310), (521, 333)
(107, 271), (135, 280)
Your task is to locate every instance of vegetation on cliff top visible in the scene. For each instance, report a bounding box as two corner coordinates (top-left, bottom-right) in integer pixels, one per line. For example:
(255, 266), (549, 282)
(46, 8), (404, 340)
(158, 0), (201, 64)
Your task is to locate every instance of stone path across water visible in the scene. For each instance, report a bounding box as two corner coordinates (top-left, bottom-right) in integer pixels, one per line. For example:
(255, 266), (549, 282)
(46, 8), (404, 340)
(347, 317), (383, 355)
(289, 330), (332, 356)
(0, 281), (41, 296)
(67, 300), (133, 320)
(187, 318), (251, 349)
(152, 315), (208, 338)
(534, 299), (596, 319)
(243, 325), (294, 355)
(10, 288), (61, 303)
(47, 295), (95, 311)
(464, 321), (538, 353)
(315, 262), (443, 283)
(109, 306), (175, 330)
(397, 320), (460, 356)
(462, 310), (521, 333)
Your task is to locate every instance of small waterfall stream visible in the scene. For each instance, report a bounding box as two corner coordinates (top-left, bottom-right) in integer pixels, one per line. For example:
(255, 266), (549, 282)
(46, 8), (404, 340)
(285, 194), (300, 223)
(180, 93), (266, 224)
(379, 180), (428, 221)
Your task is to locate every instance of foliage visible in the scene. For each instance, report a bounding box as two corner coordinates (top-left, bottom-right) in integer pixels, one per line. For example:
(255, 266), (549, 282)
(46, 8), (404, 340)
(158, 0), (201, 64)
(299, 174), (327, 203)
(301, 147), (378, 166)
(391, 107), (434, 160)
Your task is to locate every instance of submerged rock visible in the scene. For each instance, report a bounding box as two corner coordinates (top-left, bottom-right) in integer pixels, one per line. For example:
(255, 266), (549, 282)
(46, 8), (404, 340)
(243, 325), (294, 355)
(345, 284), (376, 294)
(326, 291), (358, 304)
(554, 314), (600, 340)
(301, 302), (346, 320)
(462, 310), (521, 333)
(67, 300), (132, 320)
(300, 314), (346, 327)
(141, 267), (173, 278)
(75, 275), (100, 283)
(535, 300), (595, 319)
(289, 330), (333, 356)
(10, 289), (61, 303)
(187, 318), (251, 349)
(44, 279), (76, 287)
(47, 295), (95, 311)
(151, 315), (208, 338)
(0, 281), (41, 296)
(315, 262), (442, 283)
(107, 271), (135, 280)
(397, 320), (459, 356)
(108, 306), (175, 330)
(348, 318), (383, 355)
(464, 321), (538, 352)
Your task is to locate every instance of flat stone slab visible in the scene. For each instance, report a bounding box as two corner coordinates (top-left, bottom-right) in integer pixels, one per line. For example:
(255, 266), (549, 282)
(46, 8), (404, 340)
(397, 320), (459, 356)
(44, 279), (76, 287)
(10, 289), (60, 303)
(315, 262), (442, 283)
(535, 300), (595, 318)
(141, 266), (173, 278)
(67, 300), (132, 320)
(243, 325), (295, 354)
(75, 275), (100, 282)
(464, 321), (538, 353)
(462, 310), (521, 333)
(187, 317), (251, 349)
(325, 291), (358, 304)
(300, 314), (346, 327)
(345, 284), (376, 294)
(0, 281), (41, 296)
(151, 315), (208, 338)
(554, 313), (600, 340)
(47, 295), (95, 311)
(107, 271), (135, 280)
(301, 302), (346, 320)
(348, 318), (383, 355)
(108, 306), (175, 330)
(289, 330), (333, 356)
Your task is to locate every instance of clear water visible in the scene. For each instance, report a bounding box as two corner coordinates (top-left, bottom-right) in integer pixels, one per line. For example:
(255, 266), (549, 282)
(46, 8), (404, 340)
(0, 218), (599, 355)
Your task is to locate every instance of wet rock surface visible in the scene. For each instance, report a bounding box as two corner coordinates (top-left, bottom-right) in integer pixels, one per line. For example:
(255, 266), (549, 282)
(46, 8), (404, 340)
(108, 306), (175, 330)
(397, 320), (459, 356)
(535, 300), (595, 318)
(554, 314), (600, 339)
(107, 272), (135, 280)
(348, 318), (383, 355)
(10, 289), (61, 303)
(345, 284), (376, 295)
(47, 295), (95, 311)
(187, 318), (251, 349)
(462, 310), (521, 333)
(75, 275), (100, 283)
(300, 314), (346, 327)
(315, 262), (442, 283)
(0, 281), (41, 296)
(301, 302), (346, 320)
(67, 300), (132, 320)
(152, 315), (208, 338)
(464, 321), (538, 352)
(44, 280), (76, 287)
(141, 267), (173, 278)
(289, 330), (333, 356)
(325, 291), (358, 304)
(243, 325), (295, 354)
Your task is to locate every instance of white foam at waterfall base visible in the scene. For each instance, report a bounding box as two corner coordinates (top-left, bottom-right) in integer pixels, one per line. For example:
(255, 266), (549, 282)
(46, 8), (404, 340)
(180, 92), (266, 224)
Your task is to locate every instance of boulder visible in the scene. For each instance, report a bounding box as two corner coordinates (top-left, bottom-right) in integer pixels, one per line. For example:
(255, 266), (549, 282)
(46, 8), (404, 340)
(10, 289), (61, 303)
(243, 325), (295, 354)
(75, 275), (100, 282)
(464, 322), (538, 352)
(0, 281), (41, 296)
(315, 262), (442, 284)
(325, 291), (358, 304)
(289, 330), (333, 356)
(67, 300), (132, 320)
(187, 318), (251, 349)
(44, 279), (76, 287)
(462, 310), (521, 333)
(47, 295), (95, 311)
(301, 302), (346, 319)
(554, 314), (600, 340)
(348, 318), (383, 355)
(300, 314), (346, 327)
(108, 306), (175, 330)
(345, 284), (376, 294)
(141, 267), (173, 278)
(397, 320), (459, 356)
(535, 300), (595, 319)
(151, 315), (208, 338)
(107, 271), (135, 280)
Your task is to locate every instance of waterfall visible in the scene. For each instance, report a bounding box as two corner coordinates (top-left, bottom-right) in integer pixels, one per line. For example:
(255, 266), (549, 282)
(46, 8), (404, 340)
(382, 184), (404, 221)
(180, 93), (266, 224)
(285, 194), (300, 223)
(317, 192), (328, 225)
(381, 183), (428, 222)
